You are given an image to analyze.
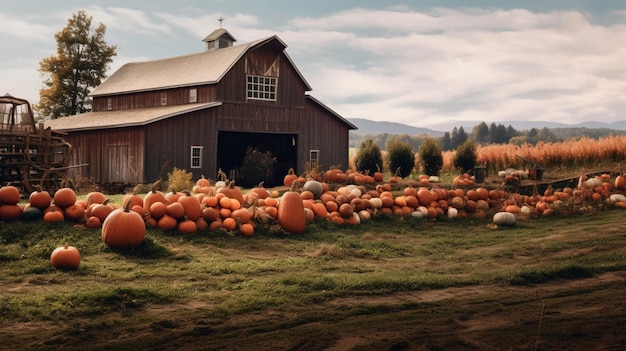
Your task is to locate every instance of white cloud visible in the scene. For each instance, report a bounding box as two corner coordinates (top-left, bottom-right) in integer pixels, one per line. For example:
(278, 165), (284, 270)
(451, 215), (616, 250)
(277, 7), (626, 127)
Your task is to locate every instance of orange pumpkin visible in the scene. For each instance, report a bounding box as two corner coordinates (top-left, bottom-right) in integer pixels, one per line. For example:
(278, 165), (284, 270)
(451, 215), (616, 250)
(283, 168), (298, 187)
(615, 175), (626, 190)
(85, 191), (106, 206)
(50, 243), (80, 270)
(165, 201), (185, 219)
(177, 219), (197, 234)
(178, 195), (201, 221)
(43, 208), (65, 223)
(101, 202), (146, 248)
(143, 181), (167, 214)
(0, 185), (21, 205)
(277, 183), (306, 234)
(86, 216), (102, 229)
(122, 186), (144, 209)
(64, 203), (86, 222)
(53, 188), (77, 208)
(0, 204), (23, 221)
(29, 188), (52, 210)
(239, 223), (255, 236)
(216, 181), (245, 204)
(157, 214), (178, 231)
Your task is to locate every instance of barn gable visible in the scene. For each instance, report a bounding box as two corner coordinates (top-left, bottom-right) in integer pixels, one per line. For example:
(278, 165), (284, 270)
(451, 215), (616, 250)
(45, 29), (356, 187)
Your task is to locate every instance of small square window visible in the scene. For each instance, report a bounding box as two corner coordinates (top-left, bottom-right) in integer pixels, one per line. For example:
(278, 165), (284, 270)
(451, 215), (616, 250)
(189, 88), (197, 103)
(190, 146), (203, 168)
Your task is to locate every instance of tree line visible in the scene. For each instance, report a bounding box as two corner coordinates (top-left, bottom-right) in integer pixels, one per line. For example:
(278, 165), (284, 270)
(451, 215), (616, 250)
(351, 121), (626, 152)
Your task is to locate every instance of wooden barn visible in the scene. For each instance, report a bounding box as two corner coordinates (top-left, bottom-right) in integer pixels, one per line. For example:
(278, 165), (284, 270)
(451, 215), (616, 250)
(45, 28), (357, 187)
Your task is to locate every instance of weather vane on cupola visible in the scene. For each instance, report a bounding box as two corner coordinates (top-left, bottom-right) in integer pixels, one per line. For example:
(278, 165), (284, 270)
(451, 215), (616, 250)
(218, 16), (225, 28)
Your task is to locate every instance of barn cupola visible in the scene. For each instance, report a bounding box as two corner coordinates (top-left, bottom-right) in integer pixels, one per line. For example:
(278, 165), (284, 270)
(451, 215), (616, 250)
(202, 18), (237, 51)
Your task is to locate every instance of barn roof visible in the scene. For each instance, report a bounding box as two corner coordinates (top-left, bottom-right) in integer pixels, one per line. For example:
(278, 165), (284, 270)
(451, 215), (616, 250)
(43, 102), (221, 132)
(91, 35), (311, 97)
(305, 95), (357, 130)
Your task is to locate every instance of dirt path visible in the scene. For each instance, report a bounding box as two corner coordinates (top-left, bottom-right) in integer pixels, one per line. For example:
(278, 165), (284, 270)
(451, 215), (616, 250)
(8, 271), (625, 351)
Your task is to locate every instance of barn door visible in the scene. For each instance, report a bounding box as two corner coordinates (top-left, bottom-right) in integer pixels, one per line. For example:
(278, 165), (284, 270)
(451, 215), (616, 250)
(106, 145), (128, 183)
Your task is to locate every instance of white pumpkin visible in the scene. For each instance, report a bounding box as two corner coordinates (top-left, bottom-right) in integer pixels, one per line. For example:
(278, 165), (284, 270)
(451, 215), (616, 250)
(447, 207), (458, 218)
(609, 193), (626, 204)
(493, 211), (516, 226)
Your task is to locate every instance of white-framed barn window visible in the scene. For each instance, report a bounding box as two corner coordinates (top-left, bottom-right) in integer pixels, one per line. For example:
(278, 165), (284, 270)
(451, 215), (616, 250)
(309, 150), (319, 168)
(189, 88), (197, 103)
(246, 75), (277, 101)
(160, 92), (167, 106)
(106, 98), (112, 110)
(190, 146), (203, 168)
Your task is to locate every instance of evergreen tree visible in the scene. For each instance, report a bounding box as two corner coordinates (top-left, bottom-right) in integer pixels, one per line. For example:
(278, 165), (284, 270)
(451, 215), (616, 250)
(354, 139), (383, 175)
(440, 132), (452, 151)
(36, 10), (117, 118)
(473, 122), (490, 144)
(450, 127), (459, 149)
(386, 137), (415, 178)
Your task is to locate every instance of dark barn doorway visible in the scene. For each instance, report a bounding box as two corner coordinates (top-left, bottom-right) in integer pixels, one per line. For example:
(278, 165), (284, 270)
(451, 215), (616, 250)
(217, 131), (297, 187)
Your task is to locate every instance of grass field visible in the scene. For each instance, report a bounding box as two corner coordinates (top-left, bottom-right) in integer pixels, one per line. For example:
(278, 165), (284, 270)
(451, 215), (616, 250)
(1, 206), (625, 350)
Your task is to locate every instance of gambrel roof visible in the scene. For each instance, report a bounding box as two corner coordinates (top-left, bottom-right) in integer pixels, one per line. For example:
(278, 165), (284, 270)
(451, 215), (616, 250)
(90, 35), (311, 97)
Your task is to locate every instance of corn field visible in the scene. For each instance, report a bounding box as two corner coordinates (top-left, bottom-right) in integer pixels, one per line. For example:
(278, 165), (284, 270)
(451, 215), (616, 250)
(441, 135), (626, 174)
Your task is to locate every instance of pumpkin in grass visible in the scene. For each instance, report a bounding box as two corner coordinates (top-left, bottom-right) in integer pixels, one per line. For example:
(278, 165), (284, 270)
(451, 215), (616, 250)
(0, 204), (23, 221)
(277, 182), (306, 234)
(21, 206), (42, 221)
(177, 218), (197, 234)
(86, 216), (102, 229)
(64, 203), (86, 222)
(43, 208), (65, 223)
(157, 214), (178, 231)
(0, 185), (21, 205)
(239, 222), (255, 236)
(53, 188), (77, 208)
(50, 243), (80, 270)
(102, 202), (146, 248)
(493, 212), (516, 226)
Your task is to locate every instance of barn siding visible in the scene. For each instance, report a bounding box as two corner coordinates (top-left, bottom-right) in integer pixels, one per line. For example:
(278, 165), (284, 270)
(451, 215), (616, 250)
(141, 100), (350, 183)
(64, 128), (145, 184)
(92, 86), (217, 112)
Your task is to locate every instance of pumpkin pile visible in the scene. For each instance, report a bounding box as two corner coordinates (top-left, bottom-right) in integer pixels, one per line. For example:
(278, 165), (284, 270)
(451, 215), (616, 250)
(2, 170), (626, 238)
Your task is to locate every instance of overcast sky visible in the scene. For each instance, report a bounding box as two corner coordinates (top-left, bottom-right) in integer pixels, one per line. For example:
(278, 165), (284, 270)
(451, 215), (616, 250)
(2, 0), (626, 130)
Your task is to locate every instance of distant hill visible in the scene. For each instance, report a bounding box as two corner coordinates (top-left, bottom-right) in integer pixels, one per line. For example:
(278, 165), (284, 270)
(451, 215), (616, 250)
(348, 118), (444, 137)
(349, 118), (626, 136)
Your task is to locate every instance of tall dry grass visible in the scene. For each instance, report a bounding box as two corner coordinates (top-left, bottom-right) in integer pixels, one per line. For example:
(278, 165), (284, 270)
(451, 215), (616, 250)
(440, 135), (626, 174)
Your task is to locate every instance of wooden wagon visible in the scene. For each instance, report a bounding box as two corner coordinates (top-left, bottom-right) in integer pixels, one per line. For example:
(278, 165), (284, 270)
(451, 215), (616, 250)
(0, 94), (73, 194)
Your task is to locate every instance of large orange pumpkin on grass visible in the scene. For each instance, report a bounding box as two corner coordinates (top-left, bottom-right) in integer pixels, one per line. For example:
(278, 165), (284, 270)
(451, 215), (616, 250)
(277, 182), (306, 234)
(50, 243), (81, 270)
(102, 202), (146, 248)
